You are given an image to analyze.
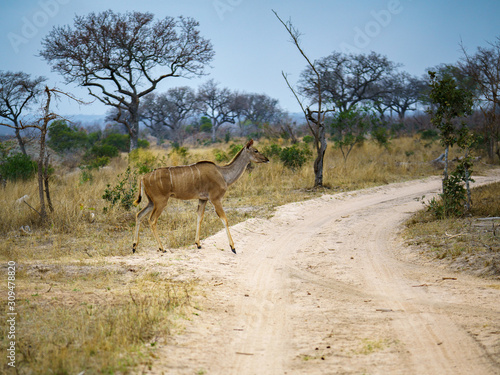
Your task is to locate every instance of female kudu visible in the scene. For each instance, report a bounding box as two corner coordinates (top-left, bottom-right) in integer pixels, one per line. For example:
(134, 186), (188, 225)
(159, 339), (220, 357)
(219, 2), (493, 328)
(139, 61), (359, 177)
(132, 139), (269, 254)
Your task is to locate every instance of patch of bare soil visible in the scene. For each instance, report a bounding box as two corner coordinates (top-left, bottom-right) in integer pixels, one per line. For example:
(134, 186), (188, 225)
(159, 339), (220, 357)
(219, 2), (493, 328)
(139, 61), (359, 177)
(113, 172), (500, 375)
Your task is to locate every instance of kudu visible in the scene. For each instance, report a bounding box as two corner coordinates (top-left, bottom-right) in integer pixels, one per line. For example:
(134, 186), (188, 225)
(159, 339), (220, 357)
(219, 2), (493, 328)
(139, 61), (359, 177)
(132, 139), (269, 254)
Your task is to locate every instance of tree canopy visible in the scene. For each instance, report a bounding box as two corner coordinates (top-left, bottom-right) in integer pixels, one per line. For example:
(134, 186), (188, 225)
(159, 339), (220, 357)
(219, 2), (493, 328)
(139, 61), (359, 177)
(40, 10), (214, 150)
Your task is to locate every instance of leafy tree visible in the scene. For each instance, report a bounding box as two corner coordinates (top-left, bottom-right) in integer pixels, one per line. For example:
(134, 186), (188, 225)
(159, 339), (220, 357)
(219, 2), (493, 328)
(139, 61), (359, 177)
(47, 120), (88, 153)
(427, 71), (474, 217)
(0, 71), (46, 154)
(40, 10), (214, 151)
(330, 106), (377, 162)
(0, 153), (37, 181)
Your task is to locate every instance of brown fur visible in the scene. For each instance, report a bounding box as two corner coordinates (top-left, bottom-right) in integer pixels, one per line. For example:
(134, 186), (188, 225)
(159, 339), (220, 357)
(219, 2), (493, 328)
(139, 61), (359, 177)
(132, 139), (269, 254)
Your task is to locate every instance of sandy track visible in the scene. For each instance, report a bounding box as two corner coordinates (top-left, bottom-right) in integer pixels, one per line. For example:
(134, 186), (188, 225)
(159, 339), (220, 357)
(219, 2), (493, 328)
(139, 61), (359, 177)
(132, 174), (500, 375)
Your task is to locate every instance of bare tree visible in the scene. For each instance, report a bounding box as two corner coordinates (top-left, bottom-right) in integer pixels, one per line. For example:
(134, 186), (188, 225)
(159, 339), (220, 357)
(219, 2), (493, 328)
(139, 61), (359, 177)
(299, 51), (398, 113)
(460, 37), (500, 160)
(40, 10), (214, 151)
(0, 87), (83, 222)
(141, 87), (197, 145)
(0, 71), (46, 154)
(140, 94), (167, 143)
(274, 10), (333, 187)
(197, 79), (237, 143)
(233, 92), (282, 136)
(375, 71), (427, 120)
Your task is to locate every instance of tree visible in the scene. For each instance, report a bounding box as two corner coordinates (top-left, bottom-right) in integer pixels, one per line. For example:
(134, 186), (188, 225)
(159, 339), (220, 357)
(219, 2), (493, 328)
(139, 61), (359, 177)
(427, 71), (474, 217)
(40, 10), (214, 151)
(233, 92), (282, 137)
(299, 51), (398, 113)
(47, 119), (88, 153)
(0, 87), (82, 222)
(141, 87), (197, 145)
(274, 10), (333, 188)
(197, 79), (237, 143)
(0, 71), (46, 155)
(460, 37), (500, 160)
(330, 105), (377, 163)
(375, 71), (427, 120)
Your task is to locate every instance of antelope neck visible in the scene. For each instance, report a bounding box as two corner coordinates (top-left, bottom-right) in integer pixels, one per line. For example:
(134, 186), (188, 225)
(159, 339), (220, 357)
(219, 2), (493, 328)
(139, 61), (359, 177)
(217, 150), (250, 186)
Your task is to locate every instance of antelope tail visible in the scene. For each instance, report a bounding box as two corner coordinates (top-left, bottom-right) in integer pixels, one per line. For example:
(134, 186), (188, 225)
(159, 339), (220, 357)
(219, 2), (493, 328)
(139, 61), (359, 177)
(134, 178), (144, 206)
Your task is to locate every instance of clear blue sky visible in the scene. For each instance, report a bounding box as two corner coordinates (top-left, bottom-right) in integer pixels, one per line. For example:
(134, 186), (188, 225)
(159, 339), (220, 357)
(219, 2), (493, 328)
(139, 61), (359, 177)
(0, 0), (499, 117)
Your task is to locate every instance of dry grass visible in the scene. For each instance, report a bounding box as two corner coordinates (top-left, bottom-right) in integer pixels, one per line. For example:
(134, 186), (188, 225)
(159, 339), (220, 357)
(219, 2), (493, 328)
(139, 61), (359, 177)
(404, 182), (500, 277)
(0, 135), (487, 372)
(0, 266), (194, 373)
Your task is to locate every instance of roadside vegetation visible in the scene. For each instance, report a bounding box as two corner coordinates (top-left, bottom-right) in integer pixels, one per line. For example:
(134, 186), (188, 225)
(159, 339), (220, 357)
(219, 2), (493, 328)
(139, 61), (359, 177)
(405, 182), (500, 277)
(0, 8), (499, 374)
(2, 133), (481, 373)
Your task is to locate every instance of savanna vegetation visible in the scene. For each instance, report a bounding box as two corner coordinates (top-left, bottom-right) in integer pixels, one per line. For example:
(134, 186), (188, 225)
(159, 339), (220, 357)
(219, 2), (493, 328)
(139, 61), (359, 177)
(0, 8), (499, 374)
(3, 132), (491, 373)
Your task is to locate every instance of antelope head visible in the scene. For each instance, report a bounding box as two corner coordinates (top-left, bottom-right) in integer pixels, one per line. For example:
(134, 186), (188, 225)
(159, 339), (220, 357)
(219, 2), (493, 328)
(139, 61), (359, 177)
(244, 139), (269, 164)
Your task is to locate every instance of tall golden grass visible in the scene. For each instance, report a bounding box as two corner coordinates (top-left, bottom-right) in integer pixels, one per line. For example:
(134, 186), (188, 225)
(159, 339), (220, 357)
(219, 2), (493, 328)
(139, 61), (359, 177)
(0, 136), (472, 261)
(0, 135), (484, 373)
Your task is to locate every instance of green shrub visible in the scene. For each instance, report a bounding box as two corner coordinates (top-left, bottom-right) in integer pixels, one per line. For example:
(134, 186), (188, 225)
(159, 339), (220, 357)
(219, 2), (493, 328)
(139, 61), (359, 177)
(169, 144), (189, 159)
(228, 143), (243, 157)
(303, 135), (314, 144)
(138, 139), (150, 149)
(279, 144), (311, 170)
(102, 133), (129, 152)
(213, 149), (229, 163)
(419, 129), (439, 141)
(129, 149), (165, 174)
(47, 120), (88, 153)
(0, 153), (37, 181)
(102, 167), (139, 211)
(263, 144), (282, 159)
(426, 172), (471, 219)
(87, 144), (119, 159)
(371, 125), (391, 148)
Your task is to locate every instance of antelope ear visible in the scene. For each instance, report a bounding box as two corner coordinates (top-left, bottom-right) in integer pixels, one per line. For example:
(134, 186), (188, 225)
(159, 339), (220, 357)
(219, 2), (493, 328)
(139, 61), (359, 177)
(245, 139), (254, 148)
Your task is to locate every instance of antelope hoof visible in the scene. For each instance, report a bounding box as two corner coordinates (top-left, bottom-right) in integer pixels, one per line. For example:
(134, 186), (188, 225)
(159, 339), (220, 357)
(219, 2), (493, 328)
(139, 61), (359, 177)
(132, 243), (136, 254)
(231, 247), (236, 254)
(197, 245), (202, 249)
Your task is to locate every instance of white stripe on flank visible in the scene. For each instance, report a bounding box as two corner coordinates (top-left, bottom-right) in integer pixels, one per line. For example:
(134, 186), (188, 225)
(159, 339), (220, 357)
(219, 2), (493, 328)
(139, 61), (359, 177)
(189, 165), (195, 184)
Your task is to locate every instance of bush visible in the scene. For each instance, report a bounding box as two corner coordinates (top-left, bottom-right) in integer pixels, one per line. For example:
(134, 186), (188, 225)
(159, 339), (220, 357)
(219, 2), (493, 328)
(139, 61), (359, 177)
(303, 135), (314, 144)
(214, 149), (229, 163)
(47, 120), (88, 153)
(87, 144), (119, 159)
(169, 144), (189, 159)
(0, 153), (37, 181)
(129, 149), (166, 174)
(102, 167), (139, 211)
(228, 143), (243, 157)
(138, 139), (150, 149)
(262, 144), (282, 159)
(101, 133), (129, 152)
(279, 144), (311, 170)
(371, 125), (391, 148)
(426, 172), (469, 219)
(419, 129), (439, 141)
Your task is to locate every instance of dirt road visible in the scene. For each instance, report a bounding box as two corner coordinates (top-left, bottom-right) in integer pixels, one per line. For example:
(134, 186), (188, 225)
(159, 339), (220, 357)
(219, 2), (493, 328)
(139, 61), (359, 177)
(133, 174), (500, 375)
